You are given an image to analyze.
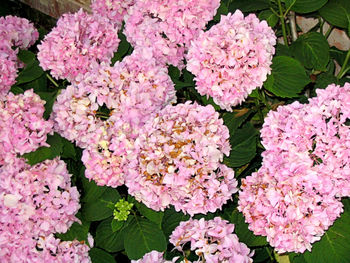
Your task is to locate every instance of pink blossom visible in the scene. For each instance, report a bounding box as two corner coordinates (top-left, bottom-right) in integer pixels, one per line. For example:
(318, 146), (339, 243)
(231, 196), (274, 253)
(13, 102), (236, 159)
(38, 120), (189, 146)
(124, 0), (220, 67)
(186, 10), (276, 110)
(132, 251), (178, 263)
(170, 217), (253, 263)
(126, 102), (237, 215)
(37, 9), (120, 82)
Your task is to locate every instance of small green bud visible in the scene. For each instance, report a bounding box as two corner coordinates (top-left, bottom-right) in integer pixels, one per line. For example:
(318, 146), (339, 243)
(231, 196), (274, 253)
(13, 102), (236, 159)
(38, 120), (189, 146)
(113, 199), (134, 221)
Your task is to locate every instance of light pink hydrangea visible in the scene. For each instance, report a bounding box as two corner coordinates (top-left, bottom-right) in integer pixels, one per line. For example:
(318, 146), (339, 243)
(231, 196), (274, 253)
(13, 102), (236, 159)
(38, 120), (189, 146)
(239, 83), (350, 253)
(124, 0), (220, 67)
(131, 251), (177, 263)
(0, 15), (39, 49)
(0, 89), (53, 155)
(186, 10), (276, 111)
(170, 217), (253, 263)
(91, 0), (135, 29)
(126, 102), (237, 215)
(37, 9), (120, 82)
(0, 56), (17, 97)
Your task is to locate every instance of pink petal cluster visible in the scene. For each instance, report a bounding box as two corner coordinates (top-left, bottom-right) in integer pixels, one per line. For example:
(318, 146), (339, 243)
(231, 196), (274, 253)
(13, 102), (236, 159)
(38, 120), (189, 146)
(238, 83), (350, 253)
(52, 48), (176, 187)
(169, 217), (253, 263)
(186, 10), (276, 111)
(0, 89), (53, 156)
(37, 9), (120, 82)
(126, 102), (237, 215)
(124, 0), (220, 67)
(132, 251), (177, 263)
(0, 16), (39, 96)
(91, 0), (135, 29)
(0, 158), (91, 262)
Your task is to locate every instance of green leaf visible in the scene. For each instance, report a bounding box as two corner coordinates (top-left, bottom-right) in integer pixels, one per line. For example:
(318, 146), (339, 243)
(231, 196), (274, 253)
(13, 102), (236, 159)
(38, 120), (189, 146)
(61, 137), (77, 160)
(259, 10), (279, 27)
(111, 31), (131, 64)
(229, 0), (270, 12)
(228, 209), (267, 247)
(81, 171), (107, 203)
(162, 207), (190, 239)
(319, 0), (350, 29)
(37, 91), (59, 119)
(201, 96), (221, 111)
(288, 0), (328, 13)
(82, 188), (121, 221)
(89, 248), (116, 263)
(16, 60), (44, 84)
(264, 56), (310, 98)
(302, 208), (350, 263)
(132, 198), (164, 227)
(17, 50), (35, 64)
(330, 47), (347, 66)
(214, 2), (229, 21)
(315, 72), (337, 90)
(10, 86), (24, 95)
(56, 220), (90, 243)
(95, 217), (128, 253)
(291, 32), (330, 71)
(124, 216), (167, 260)
(224, 122), (257, 168)
(222, 109), (253, 133)
(111, 219), (124, 232)
(22, 133), (63, 165)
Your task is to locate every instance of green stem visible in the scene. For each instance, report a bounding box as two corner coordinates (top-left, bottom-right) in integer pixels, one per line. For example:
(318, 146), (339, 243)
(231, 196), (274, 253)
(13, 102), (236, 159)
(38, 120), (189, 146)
(337, 49), (350, 80)
(277, 0), (289, 46)
(46, 73), (59, 88)
(259, 89), (271, 110)
(283, 0), (296, 17)
(324, 25), (334, 39)
(265, 247), (274, 261)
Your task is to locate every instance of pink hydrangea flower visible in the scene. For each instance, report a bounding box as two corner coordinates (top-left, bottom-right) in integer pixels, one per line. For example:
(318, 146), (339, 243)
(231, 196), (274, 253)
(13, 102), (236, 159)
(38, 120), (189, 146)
(186, 10), (276, 111)
(91, 0), (135, 29)
(0, 89), (53, 155)
(37, 9), (120, 82)
(170, 217), (253, 263)
(126, 102), (237, 215)
(239, 83), (350, 253)
(131, 251), (178, 263)
(0, 15), (39, 49)
(124, 0), (220, 67)
(0, 57), (17, 97)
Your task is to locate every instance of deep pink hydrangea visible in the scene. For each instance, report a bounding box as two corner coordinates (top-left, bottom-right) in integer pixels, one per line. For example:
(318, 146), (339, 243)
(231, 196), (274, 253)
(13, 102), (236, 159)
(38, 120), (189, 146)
(170, 217), (253, 263)
(91, 0), (135, 29)
(124, 0), (220, 67)
(0, 57), (17, 97)
(126, 102), (237, 215)
(37, 9), (120, 82)
(186, 10), (276, 111)
(0, 15), (38, 49)
(0, 89), (53, 155)
(239, 83), (350, 253)
(131, 251), (177, 263)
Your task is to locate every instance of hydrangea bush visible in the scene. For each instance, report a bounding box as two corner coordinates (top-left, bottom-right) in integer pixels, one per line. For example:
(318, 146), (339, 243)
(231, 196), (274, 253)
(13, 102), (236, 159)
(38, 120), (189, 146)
(1, 0), (350, 262)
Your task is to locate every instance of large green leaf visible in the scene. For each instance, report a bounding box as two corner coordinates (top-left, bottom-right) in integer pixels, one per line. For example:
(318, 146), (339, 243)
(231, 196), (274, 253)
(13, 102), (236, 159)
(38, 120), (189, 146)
(89, 248), (116, 263)
(224, 123), (257, 168)
(286, 0), (328, 13)
(131, 197), (164, 227)
(291, 32), (330, 71)
(319, 0), (350, 29)
(161, 207), (190, 239)
(301, 206), (350, 263)
(229, 0), (270, 12)
(82, 188), (120, 221)
(81, 173), (107, 203)
(124, 216), (167, 260)
(264, 56), (310, 98)
(259, 10), (279, 27)
(228, 209), (268, 247)
(56, 220), (90, 243)
(95, 217), (127, 253)
(16, 60), (44, 84)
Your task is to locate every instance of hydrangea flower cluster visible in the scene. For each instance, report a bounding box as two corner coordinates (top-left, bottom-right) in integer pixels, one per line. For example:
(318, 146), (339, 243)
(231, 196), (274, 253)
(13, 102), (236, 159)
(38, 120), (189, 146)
(126, 102), (237, 215)
(132, 251), (177, 263)
(37, 9), (120, 82)
(0, 16), (38, 96)
(124, 0), (220, 67)
(52, 48), (176, 187)
(239, 83), (350, 253)
(169, 217), (253, 263)
(113, 198), (134, 221)
(91, 0), (135, 29)
(0, 89), (53, 158)
(0, 90), (92, 262)
(186, 10), (276, 111)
